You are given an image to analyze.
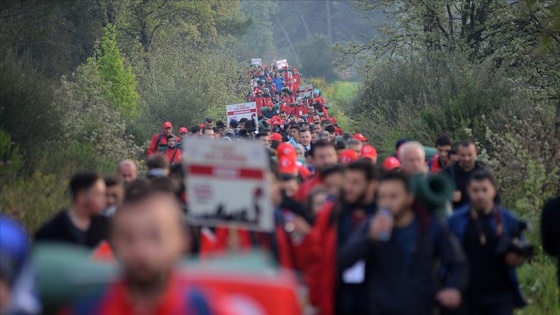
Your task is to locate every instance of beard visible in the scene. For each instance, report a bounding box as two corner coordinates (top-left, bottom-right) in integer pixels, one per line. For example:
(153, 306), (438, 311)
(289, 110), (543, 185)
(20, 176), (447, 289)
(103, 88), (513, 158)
(123, 264), (170, 293)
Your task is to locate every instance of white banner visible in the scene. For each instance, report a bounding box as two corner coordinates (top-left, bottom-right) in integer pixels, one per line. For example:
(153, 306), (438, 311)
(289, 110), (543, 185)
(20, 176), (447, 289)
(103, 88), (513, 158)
(251, 58), (262, 66)
(276, 59), (289, 69)
(226, 102), (257, 126)
(299, 84), (313, 98)
(183, 138), (274, 232)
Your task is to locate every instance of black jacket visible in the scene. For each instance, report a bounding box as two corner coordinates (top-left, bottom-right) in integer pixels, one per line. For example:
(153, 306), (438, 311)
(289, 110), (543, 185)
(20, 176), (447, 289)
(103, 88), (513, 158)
(338, 217), (468, 315)
(34, 210), (108, 249)
(443, 162), (492, 209)
(541, 196), (560, 287)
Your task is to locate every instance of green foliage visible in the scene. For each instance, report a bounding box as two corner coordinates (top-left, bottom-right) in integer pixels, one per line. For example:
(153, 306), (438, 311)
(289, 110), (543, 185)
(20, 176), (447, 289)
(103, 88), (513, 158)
(133, 46), (246, 142)
(97, 24), (140, 118)
(297, 35), (337, 82)
(0, 172), (67, 234)
(0, 130), (23, 179)
(238, 0), (278, 61)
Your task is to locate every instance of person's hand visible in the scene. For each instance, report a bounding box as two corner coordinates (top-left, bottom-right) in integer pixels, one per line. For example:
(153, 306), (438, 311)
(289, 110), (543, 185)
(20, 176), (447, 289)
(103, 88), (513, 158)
(505, 252), (526, 266)
(286, 215), (311, 236)
(368, 216), (393, 241)
(436, 288), (462, 308)
(452, 191), (462, 202)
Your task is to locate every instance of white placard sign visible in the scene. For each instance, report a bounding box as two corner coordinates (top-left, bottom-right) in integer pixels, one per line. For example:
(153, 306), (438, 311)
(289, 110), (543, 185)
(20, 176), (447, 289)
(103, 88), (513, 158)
(183, 138), (274, 232)
(299, 84), (313, 98)
(276, 59), (289, 69)
(226, 102), (257, 126)
(251, 58), (262, 66)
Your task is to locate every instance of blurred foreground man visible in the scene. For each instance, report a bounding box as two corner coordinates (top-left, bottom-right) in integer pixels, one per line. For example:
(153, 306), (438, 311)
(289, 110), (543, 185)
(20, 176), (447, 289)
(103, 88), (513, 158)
(399, 141), (427, 175)
(117, 160), (138, 185)
(35, 172), (108, 248)
(61, 179), (213, 315)
(541, 195), (560, 302)
(339, 172), (467, 315)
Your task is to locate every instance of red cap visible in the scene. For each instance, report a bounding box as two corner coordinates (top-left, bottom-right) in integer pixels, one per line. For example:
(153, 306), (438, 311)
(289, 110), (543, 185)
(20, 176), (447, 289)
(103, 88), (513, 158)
(162, 121), (172, 129)
(199, 123), (205, 129)
(361, 145), (378, 160)
(276, 143), (296, 158)
(339, 149), (359, 164)
(353, 133), (368, 142)
(270, 132), (283, 142)
(383, 157), (401, 171)
(178, 127), (188, 134)
(278, 156), (298, 175)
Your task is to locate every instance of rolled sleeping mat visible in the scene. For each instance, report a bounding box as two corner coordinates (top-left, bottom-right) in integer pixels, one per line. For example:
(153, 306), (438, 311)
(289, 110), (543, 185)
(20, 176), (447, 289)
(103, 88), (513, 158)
(423, 146), (437, 161)
(409, 173), (454, 217)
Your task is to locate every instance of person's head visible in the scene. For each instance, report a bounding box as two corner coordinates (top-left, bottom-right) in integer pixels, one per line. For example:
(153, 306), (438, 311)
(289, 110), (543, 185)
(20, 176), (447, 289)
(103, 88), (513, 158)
(320, 164), (344, 197)
(324, 125), (336, 141)
(308, 188), (328, 215)
(189, 125), (201, 136)
(146, 154), (169, 177)
(309, 139), (338, 170)
(377, 171), (414, 219)
(299, 129), (312, 146)
(448, 147), (459, 164)
(435, 135), (453, 164)
(258, 128), (271, 145)
(239, 118), (248, 130)
(280, 175), (299, 198)
(162, 121), (172, 136)
(104, 175), (125, 208)
(342, 160), (378, 206)
(293, 143), (305, 159)
(395, 138), (409, 159)
(111, 179), (187, 288)
(204, 118), (213, 128)
(467, 170), (498, 212)
(399, 141), (427, 175)
(178, 127), (188, 137)
(70, 172), (106, 215)
(361, 145), (378, 165)
(289, 125), (300, 140)
(117, 160), (138, 185)
(229, 119), (239, 130)
(279, 111), (288, 120)
(313, 122), (323, 134)
(347, 138), (363, 155)
(307, 105), (315, 115)
(312, 114), (321, 125)
(458, 141), (478, 171)
(166, 135), (177, 149)
(202, 127), (215, 139)
(335, 141), (347, 158)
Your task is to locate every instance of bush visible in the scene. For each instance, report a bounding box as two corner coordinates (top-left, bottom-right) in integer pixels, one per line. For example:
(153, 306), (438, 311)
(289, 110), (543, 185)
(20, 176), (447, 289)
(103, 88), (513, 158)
(0, 129), (23, 179)
(0, 172), (67, 233)
(297, 35), (337, 82)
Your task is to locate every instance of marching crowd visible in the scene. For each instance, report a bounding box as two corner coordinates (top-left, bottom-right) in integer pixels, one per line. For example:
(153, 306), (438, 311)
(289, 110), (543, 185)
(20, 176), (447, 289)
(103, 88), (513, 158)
(1, 64), (559, 315)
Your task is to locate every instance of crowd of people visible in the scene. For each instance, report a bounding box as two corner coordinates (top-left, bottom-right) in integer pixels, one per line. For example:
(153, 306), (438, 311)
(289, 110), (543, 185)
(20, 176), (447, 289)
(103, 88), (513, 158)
(1, 64), (559, 315)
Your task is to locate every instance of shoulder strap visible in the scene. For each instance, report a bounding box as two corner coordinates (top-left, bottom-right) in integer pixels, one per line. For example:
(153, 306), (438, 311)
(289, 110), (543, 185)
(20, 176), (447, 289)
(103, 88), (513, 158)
(156, 133), (163, 147)
(170, 149), (179, 165)
(185, 288), (212, 315)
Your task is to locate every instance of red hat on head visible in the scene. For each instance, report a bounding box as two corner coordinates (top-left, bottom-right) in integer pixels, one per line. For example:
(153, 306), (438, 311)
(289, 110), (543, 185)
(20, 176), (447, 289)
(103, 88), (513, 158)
(162, 121), (172, 129)
(353, 133), (368, 142)
(361, 145), (378, 160)
(339, 149), (359, 164)
(270, 132), (283, 142)
(178, 127), (188, 134)
(278, 156), (298, 175)
(383, 156), (401, 171)
(199, 123), (205, 129)
(276, 143), (296, 158)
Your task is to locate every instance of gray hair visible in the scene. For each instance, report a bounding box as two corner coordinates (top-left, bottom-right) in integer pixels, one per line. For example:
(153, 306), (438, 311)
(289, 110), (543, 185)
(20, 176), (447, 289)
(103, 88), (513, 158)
(399, 141), (425, 160)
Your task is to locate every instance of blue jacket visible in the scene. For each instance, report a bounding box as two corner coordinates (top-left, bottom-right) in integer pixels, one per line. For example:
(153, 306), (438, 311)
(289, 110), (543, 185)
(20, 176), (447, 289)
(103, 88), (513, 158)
(447, 205), (526, 308)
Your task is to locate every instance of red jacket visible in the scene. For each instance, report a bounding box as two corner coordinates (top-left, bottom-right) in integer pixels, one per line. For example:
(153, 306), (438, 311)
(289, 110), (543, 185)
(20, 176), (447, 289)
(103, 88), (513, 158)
(165, 147), (182, 164)
(428, 154), (446, 173)
(294, 202), (338, 315)
(291, 104), (308, 118)
(293, 175), (323, 203)
(147, 133), (180, 157)
(255, 97), (265, 114)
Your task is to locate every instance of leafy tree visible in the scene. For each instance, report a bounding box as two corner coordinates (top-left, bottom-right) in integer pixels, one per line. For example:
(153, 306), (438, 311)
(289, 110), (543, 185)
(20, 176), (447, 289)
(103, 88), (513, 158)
(96, 23), (140, 118)
(238, 0), (278, 61)
(296, 35), (337, 82)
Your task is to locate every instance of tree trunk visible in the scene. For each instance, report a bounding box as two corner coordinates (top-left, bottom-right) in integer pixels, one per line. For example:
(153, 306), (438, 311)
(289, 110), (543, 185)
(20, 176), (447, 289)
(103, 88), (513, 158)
(325, 0), (333, 44)
(274, 17), (300, 64)
(555, 98), (560, 139)
(287, 1), (310, 37)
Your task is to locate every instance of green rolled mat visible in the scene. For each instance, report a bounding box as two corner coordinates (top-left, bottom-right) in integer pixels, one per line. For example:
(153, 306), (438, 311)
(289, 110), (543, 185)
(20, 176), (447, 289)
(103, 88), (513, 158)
(424, 146), (437, 161)
(409, 173), (454, 217)
(33, 243), (118, 314)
